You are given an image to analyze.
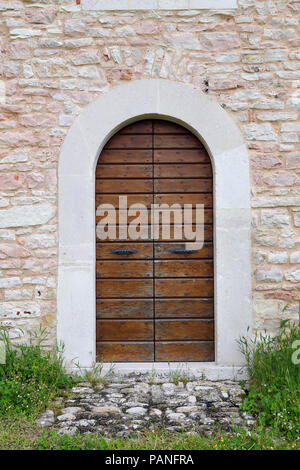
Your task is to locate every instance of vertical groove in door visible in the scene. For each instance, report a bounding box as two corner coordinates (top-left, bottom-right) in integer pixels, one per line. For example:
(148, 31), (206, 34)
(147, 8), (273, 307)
(152, 121), (156, 362)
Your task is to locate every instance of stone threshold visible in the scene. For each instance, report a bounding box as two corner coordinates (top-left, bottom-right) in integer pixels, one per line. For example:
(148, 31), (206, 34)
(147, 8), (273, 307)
(70, 364), (248, 382)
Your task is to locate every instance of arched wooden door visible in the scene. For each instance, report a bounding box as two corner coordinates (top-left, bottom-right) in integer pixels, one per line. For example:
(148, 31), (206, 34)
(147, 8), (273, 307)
(96, 120), (214, 362)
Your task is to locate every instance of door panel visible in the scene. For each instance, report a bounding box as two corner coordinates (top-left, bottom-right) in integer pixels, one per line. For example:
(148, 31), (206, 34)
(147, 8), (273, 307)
(96, 119), (214, 362)
(96, 179), (153, 194)
(97, 164), (152, 179)
(120, 120), (153, 134)
(96, 194), (153, 208)
(105, 134), (152, 149)
(156, 225), (213, 241)
(155, 178), (212, 193)
(97, 299), (154, 319)
(97, 279), (153, 298)
(153, 120), (188, 134)
(154, 149), (210, 164)
(155, 299), (214, 319)
(154, 193), (213, 207)
(155, 260), (213, 278)
(101, 149), (152, 164)
(97, 242), (153, 259)
(155, 342), (214, 362)
(155, 279), (214, 298)
(154, 243), (213, 259)
(97, 320), (154, 341)
(97, 343), (154, 362)
(97, 260), (153, 278)
(155, 319), (214, 340)
(154, 134), (202, 148)
(154, 164), (212, 178)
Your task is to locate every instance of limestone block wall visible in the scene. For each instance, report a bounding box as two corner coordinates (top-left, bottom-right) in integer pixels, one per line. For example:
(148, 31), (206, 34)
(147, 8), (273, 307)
(0, 0), (300, 345)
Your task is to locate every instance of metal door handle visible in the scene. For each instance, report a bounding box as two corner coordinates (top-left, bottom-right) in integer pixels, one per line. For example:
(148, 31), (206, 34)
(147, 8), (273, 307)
(169, 248), (198, 254)
(110, 249), (138, 255)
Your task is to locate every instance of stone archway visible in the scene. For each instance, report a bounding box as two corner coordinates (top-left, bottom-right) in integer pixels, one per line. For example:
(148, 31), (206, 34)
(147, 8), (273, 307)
(58, 79), (251, 378)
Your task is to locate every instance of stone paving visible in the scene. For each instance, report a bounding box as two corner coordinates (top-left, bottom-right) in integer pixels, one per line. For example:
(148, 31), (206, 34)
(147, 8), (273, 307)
(36, 377), (255, 437)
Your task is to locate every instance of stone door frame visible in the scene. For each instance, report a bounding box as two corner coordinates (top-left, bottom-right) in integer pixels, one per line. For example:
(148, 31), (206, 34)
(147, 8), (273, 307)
(58, 79), (252, 379)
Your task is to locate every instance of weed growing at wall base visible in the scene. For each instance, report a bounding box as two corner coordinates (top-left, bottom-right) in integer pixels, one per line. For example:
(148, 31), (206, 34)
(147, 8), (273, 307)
(167, 363), (192, 386)
(0, 327), (75, 417)
(75, 361), (115, 387)
(239, 310), (300, 440)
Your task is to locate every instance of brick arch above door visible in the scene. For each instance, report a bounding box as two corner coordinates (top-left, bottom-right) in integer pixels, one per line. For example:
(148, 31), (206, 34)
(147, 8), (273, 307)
(58, 79), (252, 378)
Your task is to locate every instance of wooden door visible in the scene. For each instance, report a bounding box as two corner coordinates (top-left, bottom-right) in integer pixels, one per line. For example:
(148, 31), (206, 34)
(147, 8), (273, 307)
(96, 120), (214, 362)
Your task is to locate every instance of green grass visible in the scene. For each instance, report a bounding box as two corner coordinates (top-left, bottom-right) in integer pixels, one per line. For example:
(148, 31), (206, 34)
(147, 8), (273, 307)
(0, 416), (41, 450)
(0, 416), (299, 450)
(0, 327), (75, 418)
(238, 311), (300, 440)
(37, 428), (299, 451)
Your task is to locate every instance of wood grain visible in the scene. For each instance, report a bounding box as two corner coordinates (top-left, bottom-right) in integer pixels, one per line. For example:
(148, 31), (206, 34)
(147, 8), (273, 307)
(154, 243), (213, 259)
(97, 342), (154, 362)
(96, 179), (153, 194)
(97, 320), (154, 341)
(97, 164), (152, 179)
(155, 341), (214, 362)
(96, 260), (153, 278)
(155, 279), (214, 298)
(155, 260), (213, 278)
(97, 243), (153, 259)
(155, 178), (212, 193)
(151, 208), (212, 224)
(96, 194), (153, 208)
(100, 149), (152, 164)
(105, 134), (152, 149)
(153, 120), (190, 135)
(155, 298), (214, 319)
(155, 319), (214, 341)
(97, 299), (153, 319)
(154, 193), (213, 208)
(154, 149), (210, 164)
(154, 164), (212, 178)
(154, 224), (213, 241)
(119, 120), (153, 135)
(97, 279), (153, 298)
(154, 135), (202, 149)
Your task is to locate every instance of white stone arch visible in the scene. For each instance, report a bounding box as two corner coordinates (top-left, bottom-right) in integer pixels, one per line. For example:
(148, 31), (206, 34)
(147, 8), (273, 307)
(58, 79), (251, 379)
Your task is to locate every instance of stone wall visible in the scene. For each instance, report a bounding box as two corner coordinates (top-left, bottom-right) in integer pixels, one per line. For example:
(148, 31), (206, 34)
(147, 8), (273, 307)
(0, 0), (300, 345)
